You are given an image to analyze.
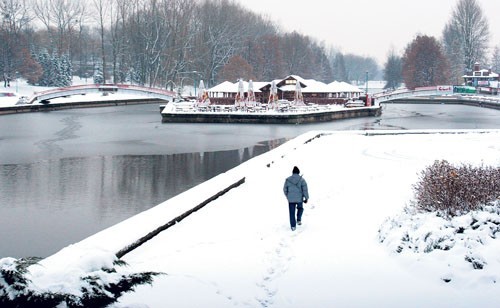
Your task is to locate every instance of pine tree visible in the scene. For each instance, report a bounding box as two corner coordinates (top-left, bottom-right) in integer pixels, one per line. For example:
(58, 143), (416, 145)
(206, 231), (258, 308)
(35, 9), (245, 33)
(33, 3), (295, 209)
(383, 50), (403, 90)
(93, 62), (104, 84)
(36, 49), (51, 86)
(60, 54), (73, 86)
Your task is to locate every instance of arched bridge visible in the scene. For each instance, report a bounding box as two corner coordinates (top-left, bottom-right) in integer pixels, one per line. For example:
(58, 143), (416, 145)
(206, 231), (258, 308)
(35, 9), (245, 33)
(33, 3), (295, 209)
(28, 84), (176, 104)
(374, 86), (455, 104)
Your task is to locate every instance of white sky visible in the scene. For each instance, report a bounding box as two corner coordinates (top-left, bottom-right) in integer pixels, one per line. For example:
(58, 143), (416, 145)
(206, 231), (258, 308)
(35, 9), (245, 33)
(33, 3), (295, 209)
(237, 0), (500, 65)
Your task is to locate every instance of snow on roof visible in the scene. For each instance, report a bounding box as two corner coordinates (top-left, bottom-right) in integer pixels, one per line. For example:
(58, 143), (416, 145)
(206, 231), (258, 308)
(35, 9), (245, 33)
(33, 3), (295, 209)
(208, 76), (363, 94)
(207, 81), (236, 93)
(208, 81), (262, 93)
(325, 81), (363, 93)
(302, 82), (332, 93)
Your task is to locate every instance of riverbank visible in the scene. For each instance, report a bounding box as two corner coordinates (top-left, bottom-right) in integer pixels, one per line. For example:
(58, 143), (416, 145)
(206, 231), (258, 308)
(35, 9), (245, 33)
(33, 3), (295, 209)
(0, 97), (164, 115)
(0, 79), (165, 115)
(24, 129), (500, 307)
(381, 95), (500, 110)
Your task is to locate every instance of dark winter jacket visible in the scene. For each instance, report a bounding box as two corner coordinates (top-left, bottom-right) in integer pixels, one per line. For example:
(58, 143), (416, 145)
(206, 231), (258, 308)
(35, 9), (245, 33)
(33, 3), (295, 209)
(283, 174), (309, 203)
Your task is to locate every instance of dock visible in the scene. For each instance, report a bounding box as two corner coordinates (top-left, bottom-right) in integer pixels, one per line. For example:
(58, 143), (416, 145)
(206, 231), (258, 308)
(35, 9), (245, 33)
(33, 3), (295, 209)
(161, 105), (381, 124)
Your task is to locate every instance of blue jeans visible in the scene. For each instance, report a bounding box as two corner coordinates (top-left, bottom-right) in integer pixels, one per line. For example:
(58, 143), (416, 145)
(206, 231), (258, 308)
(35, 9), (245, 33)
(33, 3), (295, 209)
(288, 202), (304, 228)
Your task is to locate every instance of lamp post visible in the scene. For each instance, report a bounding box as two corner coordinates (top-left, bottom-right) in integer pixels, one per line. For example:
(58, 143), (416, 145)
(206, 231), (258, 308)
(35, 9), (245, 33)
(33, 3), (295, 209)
(179, 71), (203, 97)
(365, 71), (368, 95)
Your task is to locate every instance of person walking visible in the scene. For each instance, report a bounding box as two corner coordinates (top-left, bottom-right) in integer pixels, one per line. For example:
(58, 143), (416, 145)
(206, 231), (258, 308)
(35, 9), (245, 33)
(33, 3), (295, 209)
(283, 166), (309, 231)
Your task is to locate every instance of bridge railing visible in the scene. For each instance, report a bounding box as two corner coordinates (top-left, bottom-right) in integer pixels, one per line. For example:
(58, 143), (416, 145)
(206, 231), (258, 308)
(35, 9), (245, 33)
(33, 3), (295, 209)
(374, 86), (500, 106)
(29, 84), (177, 104)
(374, 86), (454, 104)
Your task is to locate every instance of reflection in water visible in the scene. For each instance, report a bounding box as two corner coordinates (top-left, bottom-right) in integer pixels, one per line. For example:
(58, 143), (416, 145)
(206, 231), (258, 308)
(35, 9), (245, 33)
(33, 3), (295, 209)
(0, 139), (284, 258)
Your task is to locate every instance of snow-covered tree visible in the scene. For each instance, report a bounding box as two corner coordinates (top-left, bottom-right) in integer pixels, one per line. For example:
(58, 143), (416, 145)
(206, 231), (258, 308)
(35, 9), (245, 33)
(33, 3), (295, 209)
(60, 53), (72, 86)
(332, 53), (348, 82)
(344, 54), (380, 84)
(491, 45), (500, 73)
(402, 35), (451, 89)
(93, 62), (104, 84)
(443, 0), (489, 72)
(35, 50), (72, 86)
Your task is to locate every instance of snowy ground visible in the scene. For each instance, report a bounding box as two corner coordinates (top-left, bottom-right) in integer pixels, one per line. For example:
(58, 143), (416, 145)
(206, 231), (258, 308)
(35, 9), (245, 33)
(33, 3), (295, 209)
(21, 129), (499, 307)
(2, 80), (500, 306)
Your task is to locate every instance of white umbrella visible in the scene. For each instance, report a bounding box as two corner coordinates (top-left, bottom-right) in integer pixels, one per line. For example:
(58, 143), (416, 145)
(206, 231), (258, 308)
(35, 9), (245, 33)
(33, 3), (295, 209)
(294, 81), (305, 106)
(197, 80), (210, 107)
(268, 80), (278, 110)
(247, 80), (256, 107)
(235, 79), (245, 108)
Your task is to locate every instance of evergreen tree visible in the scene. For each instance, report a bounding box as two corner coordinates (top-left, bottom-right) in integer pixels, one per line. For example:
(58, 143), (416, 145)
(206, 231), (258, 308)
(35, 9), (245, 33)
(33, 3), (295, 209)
(93, 62), (104, 84)
(60, 54), (73, 86)
(383, 50), (403, 90)
(36, 49), (51, 86)
(34, 50), (73, 87)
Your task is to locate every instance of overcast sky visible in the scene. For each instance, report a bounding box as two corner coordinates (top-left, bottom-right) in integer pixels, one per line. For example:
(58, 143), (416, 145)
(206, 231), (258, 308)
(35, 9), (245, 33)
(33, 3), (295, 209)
(236, 0), (500, 65)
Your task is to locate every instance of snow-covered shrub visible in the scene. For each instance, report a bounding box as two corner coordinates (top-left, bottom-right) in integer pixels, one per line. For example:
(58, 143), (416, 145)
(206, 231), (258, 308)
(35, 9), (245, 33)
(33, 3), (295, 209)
(0, 256), (161, 307)
(0, 257), (64, 307)
(379, 201), (500, 283)
(413, 160), (500, 217)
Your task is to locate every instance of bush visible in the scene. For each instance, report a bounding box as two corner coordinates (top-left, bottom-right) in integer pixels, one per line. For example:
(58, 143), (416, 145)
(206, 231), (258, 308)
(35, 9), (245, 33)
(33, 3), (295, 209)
(0, 257), (161, 307)
(413, 160), (500, 217)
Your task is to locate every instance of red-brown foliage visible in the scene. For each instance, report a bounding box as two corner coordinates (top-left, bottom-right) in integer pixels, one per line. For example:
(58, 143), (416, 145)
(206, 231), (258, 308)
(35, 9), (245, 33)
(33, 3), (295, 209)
(402, 35), (451, 89)
(413, 160), (500, 217)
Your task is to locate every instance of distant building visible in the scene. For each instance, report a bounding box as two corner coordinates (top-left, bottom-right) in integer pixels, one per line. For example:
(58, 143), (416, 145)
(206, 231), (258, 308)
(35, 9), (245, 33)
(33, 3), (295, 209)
(463, 63), (499, 95)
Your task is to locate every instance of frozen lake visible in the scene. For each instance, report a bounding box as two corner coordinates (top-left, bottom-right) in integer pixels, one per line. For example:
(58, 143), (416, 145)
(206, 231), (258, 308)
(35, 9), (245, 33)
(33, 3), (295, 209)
(0, 103), (499, 258)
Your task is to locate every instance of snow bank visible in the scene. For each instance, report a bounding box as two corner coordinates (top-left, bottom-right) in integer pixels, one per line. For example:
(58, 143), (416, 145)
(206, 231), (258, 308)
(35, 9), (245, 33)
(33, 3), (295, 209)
(3, 129), (500, 307)
(115, 130), (500, 307)
(379, 201), (500, 286)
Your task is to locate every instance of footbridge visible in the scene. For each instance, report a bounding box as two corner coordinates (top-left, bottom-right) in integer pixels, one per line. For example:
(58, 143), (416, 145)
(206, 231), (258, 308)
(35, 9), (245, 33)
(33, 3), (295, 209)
(374, 86), (455, 104)
(28, 84), (176, 104)
(374, 86), (500, 110)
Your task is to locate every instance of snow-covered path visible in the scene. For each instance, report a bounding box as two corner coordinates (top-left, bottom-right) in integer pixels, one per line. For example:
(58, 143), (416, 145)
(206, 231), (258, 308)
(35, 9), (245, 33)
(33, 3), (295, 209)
(113, 130), (500, 307)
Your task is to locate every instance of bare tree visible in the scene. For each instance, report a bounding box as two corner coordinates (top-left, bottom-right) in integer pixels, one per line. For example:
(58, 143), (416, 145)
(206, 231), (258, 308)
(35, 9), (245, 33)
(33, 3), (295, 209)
(442, 22), (466, 84)
(32, 0), (85, 54)
(92, 0), (109, 82)
(443, 0), (489, 73)
(344, 54), (380, 84)
(0, 0), (32, 74)
(332, 52), (348, 82)
(491, 45), (500, 73)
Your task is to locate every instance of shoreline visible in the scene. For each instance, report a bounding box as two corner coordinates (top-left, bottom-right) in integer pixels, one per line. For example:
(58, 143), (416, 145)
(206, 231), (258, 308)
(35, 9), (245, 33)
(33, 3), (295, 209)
(0, 98), (164, 115)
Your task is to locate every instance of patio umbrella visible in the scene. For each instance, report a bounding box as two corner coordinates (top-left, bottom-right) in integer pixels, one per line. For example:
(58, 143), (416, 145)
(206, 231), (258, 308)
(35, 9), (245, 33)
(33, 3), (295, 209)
(235, 79), (245, 108)
(247, 80), (256, 107)
(197, 80), (210, 106)
(294, 81), (305, 106)
(268, 80), (278, 110)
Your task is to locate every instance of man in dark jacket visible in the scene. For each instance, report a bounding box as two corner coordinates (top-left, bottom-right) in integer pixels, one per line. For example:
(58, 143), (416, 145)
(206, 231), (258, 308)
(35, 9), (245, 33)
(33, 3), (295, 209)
(283, 166), (309, 231)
